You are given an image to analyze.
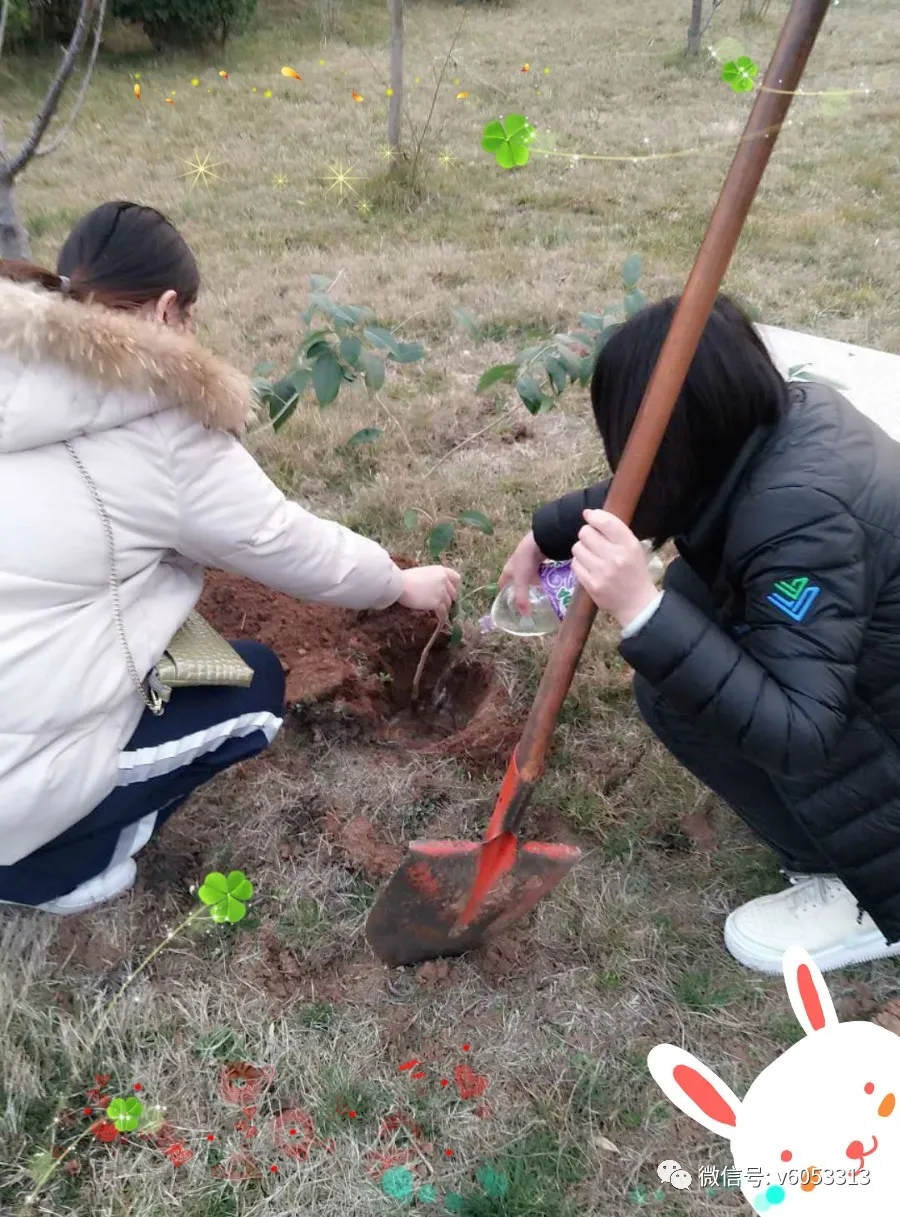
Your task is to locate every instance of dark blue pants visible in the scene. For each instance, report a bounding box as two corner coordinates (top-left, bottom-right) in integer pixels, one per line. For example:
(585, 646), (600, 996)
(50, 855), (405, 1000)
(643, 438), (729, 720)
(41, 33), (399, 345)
(0, 641), (285, 906)
(633, 560), (831, 874)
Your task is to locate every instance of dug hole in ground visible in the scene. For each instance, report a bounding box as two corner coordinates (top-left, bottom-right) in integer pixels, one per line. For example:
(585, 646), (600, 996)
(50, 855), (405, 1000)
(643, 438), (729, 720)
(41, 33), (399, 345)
(196, 559), (527, 912)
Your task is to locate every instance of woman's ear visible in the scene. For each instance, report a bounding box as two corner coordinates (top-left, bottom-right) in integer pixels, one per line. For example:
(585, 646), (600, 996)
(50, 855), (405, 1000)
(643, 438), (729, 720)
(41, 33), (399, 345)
(154, 289), (180, 327)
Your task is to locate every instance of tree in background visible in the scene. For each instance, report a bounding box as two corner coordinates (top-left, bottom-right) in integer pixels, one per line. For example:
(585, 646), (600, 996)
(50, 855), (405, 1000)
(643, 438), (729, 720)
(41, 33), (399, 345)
(686, 0), (725, 55)
(387, 0), (404, 160)
(0, 0), (107, 258)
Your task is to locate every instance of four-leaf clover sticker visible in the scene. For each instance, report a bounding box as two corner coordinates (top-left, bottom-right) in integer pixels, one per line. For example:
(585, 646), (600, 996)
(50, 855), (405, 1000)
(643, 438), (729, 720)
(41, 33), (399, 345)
(107, 1097), (144, 1132)
(198, 870), (254, 923)
(722, 57), (759, 92)
(481, 113), (536, 169)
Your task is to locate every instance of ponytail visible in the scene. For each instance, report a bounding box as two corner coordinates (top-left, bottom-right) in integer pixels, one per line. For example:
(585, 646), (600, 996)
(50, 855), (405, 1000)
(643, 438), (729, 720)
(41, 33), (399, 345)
(0, 260), (71, 296)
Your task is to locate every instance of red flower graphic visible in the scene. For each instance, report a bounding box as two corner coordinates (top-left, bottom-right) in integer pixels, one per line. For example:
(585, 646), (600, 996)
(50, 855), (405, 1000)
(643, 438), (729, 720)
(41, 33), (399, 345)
(272, 1109), (316, 1160)
(217, 1062), (275, 1106)
(91, 1120), (118, 1143)
(165, 1142), (193, 1168)
(454, 1062), (488, 1100)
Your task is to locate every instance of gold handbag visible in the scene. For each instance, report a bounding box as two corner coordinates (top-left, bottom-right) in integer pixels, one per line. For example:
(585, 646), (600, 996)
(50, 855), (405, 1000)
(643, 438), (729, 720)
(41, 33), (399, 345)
(66, 441), (254, 717)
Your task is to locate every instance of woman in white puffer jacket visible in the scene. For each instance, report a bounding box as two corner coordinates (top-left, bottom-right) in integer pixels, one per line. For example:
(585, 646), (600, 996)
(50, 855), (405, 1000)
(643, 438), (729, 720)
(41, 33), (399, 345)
(0, 201), (460, 916)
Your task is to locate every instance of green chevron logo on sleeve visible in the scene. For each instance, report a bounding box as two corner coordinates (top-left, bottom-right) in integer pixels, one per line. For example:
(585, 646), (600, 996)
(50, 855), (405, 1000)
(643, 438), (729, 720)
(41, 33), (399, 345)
(767, 575), (820, 622)
(773, 577), (809, 599)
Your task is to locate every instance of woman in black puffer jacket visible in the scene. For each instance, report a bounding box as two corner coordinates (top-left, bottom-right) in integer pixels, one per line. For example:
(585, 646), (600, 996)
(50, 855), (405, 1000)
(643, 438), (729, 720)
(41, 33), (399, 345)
(500, 295), (900, 975)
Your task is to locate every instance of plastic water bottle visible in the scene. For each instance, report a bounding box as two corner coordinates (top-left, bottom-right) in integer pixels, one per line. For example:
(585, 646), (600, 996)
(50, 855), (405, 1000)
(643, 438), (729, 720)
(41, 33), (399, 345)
(489, 541), (665, 637)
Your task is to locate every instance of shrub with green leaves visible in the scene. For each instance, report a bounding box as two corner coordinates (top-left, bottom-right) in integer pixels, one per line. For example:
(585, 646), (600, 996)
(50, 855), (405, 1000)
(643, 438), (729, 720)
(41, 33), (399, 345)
(466, 254), (647, 414)
(254, 276), (426, 433)
(112, 0), (257, 48)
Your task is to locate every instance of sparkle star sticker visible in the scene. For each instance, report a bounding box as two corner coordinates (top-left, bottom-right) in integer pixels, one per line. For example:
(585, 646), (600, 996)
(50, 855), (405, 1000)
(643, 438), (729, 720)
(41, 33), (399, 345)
(272, 172), (288, 188)
(357, 198), (372, 216)
(322, 161), (359, 201)
(179, 151), (225, 193)
(438, 149), (457, 169)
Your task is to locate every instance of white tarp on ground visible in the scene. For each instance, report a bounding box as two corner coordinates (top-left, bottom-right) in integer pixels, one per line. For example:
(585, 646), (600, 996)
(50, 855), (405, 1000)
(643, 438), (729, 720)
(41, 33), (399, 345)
(758, 324), (900, 442)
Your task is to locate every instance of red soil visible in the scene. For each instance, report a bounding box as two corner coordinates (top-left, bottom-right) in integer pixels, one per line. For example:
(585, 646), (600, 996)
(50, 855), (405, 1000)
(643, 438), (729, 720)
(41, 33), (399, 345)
(196, 567), (523, 769)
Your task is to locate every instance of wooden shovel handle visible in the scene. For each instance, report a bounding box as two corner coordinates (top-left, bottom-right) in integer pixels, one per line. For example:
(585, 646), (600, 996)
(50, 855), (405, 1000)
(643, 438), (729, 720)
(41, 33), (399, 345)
(508, 0), (833, 804)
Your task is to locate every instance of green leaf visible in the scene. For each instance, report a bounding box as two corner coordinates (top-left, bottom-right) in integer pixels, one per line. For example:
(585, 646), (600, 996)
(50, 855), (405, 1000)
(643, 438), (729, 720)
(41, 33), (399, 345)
(339, 335), (362, 367)
(476, 363), (518, 393)
(313, 350), (343, 406)
(403, 508), (419, 530)
(363, 326), (401, 356)
(621, 253), (642, 289)
(545, 355), (567, 394)
(340, 303), (377, 326)
(578, 312), (607, 331)
(347, 427), (383, 447)
(268, 369), (311, 431)
(516, 375), (544, 412)
(252, 360), (278, 378)
(552, 342), (585, 378)
(300, 329), (333, 357)
(624, 289), (646, 319)
(458, 509), (494, 535)
(393, 340), (425, 364)
(360, 350), (385, 391)
(426, 522), (455, 559)
(452, 306), (480, 338)
(448, 622), (463, 648)
(309, 274), (333, 291)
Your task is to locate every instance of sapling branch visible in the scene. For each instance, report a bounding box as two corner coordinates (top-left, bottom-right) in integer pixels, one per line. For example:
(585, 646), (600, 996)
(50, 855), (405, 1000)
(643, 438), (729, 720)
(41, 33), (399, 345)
(411, 618), (444, 705)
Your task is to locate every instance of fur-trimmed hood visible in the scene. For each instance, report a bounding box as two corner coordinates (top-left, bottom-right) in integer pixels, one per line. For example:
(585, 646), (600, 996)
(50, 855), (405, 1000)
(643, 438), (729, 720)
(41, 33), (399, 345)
(0, 277), (255, 453)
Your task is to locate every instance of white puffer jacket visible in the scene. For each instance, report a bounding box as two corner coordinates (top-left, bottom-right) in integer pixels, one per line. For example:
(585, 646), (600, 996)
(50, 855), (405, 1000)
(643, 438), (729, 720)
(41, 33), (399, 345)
(0, 279), (404, 865)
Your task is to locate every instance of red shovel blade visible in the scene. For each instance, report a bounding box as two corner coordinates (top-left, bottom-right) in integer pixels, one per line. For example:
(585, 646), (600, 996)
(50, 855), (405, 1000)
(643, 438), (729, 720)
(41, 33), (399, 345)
(365, 835), (581, 968)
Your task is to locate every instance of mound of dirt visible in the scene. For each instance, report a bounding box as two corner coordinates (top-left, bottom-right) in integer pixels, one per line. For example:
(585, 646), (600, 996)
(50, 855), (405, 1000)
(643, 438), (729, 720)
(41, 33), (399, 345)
(197, 568), (522, 769)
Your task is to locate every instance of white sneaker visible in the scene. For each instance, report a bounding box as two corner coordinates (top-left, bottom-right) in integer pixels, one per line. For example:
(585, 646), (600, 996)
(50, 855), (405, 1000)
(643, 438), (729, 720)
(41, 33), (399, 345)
(0, 858), (137, 916)
(724, 875), (900, 974)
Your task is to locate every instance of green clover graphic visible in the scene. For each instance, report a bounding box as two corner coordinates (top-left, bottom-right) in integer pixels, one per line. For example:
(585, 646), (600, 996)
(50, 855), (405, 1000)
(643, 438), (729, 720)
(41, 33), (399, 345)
(481, 113), (536, 169)
(722, 57), (759, 92)
(107, 1096), (144, 1132)
(381, 1166), (416, 1203)
(198, 870), (254, 923)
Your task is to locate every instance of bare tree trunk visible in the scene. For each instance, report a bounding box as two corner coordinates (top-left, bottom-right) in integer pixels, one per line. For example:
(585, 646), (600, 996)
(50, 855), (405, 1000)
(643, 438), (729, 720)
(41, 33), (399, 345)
(687, 0), (704, 54)
(0, 170), (29, 259)
(0, 0), (105, 255)
(387, 0), (404, 158)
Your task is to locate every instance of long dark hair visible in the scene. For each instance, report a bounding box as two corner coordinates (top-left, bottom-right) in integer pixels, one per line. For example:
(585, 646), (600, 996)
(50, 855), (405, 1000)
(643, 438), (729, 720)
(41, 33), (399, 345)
(591, 294), (787, 545)
(0, 201), (199, 311)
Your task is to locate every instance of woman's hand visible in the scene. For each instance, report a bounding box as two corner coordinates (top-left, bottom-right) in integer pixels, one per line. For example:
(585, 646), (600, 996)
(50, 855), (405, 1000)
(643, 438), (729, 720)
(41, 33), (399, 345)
(398, 566), (462, 616)
(498, 530), (546, 615)
(571, 509), (658, 627)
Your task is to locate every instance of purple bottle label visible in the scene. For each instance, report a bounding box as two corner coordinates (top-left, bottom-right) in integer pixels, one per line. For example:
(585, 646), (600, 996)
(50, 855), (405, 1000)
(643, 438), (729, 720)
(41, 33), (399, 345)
(538, 560), (576, 620)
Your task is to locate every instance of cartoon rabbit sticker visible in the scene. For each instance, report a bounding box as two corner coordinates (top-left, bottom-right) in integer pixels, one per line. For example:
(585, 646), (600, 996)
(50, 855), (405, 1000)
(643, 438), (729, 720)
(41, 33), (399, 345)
(647, 946), (900, 1214)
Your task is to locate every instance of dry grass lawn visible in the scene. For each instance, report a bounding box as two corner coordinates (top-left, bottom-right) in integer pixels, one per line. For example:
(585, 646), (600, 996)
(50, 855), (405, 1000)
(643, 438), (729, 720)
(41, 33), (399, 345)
(2, 0), (900, 1213)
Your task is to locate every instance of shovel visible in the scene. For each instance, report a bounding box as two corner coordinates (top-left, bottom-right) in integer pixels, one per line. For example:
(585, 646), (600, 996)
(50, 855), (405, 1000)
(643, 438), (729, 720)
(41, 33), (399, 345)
(367, 0), (833, 969)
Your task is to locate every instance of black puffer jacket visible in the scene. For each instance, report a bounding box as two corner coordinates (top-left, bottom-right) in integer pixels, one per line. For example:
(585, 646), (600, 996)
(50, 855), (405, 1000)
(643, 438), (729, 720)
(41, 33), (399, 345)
(532, 384), (900, 942)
